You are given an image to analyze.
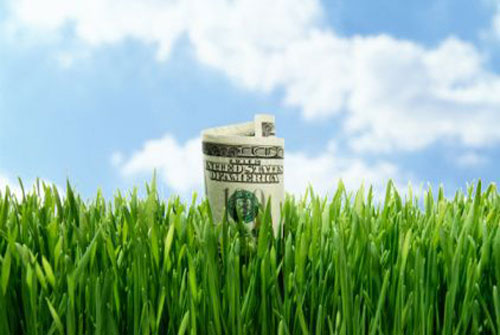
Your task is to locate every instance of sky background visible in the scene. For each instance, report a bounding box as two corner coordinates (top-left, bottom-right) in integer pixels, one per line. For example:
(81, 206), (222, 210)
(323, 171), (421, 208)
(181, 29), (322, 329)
(0, 0), (499, 199)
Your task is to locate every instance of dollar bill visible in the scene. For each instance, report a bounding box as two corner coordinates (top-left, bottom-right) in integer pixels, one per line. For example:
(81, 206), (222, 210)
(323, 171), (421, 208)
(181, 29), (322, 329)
(202, 114), (284, 232)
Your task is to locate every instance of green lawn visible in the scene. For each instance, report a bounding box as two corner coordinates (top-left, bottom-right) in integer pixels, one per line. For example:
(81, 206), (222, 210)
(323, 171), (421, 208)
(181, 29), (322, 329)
(0, 180), (499, 334)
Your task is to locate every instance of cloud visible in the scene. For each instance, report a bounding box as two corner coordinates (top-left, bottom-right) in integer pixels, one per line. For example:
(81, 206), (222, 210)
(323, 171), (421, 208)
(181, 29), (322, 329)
(5, 0), (319, 60)
(341, 36), (500, 152)
(114, 134), (408, 197)
(5, 0), (500, 154)
(285, 146), (402, 196)
(115, 134), (203, 194)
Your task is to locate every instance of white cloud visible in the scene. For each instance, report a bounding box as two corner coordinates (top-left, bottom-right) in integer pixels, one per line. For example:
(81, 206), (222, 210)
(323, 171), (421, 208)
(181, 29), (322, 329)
(116, 134), (203, 194)
(114, 134), (408, 197)
(5, 0), (500, 154)
(285, 147), (402, 196)
(342, 36), (500, 152)
(5, 0), (189, 58)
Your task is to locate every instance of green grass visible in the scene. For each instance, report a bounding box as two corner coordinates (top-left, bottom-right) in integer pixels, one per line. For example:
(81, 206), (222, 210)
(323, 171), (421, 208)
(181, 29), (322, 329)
(0, 179), (499, 334)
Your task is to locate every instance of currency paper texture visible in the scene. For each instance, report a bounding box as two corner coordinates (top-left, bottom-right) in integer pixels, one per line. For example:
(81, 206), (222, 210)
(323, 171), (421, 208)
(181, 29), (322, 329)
(202, 115), (284, 232)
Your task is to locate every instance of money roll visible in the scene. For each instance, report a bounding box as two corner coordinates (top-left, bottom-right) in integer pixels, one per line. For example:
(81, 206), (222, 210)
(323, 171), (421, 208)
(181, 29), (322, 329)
(202, 114), (284, 232)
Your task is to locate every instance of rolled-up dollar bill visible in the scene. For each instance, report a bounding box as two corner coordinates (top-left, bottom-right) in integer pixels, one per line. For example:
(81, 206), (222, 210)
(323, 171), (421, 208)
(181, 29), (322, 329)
(202, 115), (284, 232)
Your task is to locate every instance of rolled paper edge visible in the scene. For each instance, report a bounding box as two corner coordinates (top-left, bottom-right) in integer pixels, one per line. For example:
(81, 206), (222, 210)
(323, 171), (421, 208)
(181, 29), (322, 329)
(201, 114), (282, 145)
(202, 134), (284, 146)
(201, 121), (255, 137)
(202, 141), (284, 159)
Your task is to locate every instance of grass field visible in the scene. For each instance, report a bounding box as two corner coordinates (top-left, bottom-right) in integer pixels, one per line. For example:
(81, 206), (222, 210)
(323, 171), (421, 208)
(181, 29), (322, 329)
(0, 180), (499, 334)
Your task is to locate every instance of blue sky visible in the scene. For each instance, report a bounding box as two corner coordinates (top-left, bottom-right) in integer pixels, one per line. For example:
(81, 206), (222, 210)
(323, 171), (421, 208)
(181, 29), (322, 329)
(0, 0), (499, 198)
